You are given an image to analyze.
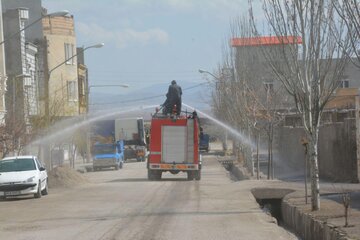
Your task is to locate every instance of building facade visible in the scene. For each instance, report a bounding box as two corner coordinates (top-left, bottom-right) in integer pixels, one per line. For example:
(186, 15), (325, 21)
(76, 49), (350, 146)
(0, 3), (6, 124)
(77, 47), (88, 114)
(3, 8), (39, 132)
(42, 14), (79, 117)
(231, 36), (360, 182)
(1, 0), (43, 43)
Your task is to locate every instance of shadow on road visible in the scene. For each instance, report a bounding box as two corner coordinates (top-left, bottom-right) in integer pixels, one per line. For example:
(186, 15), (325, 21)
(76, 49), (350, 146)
(0, 196), (36, 202)
(108, 178), (189, 183)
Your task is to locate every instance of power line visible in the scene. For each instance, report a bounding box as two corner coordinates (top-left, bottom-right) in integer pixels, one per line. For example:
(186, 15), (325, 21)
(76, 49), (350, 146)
(90, 81), (210, 106)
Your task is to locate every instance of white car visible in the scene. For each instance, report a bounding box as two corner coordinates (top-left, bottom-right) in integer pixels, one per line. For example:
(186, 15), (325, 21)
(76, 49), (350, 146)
(0, 156), (48, 199)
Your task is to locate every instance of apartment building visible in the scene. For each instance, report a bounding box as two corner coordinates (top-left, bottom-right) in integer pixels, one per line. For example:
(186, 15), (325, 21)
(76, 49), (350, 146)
(3, 8), (39, 132)
(42, 13), (79, 117)
(0, 3), (6, 124)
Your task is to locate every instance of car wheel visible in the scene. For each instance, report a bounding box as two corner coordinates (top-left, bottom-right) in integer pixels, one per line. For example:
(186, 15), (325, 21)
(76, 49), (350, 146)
(34, 180), (42, 199)
(115, 164), (119, 170)
(41, 179), (49, 195)
(120, 162), (123, 169)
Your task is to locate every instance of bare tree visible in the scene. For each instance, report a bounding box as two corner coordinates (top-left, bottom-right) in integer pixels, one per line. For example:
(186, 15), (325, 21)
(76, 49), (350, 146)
(209, 15), (289, 178)
(342, 191), (351, 227)
(249, 0), (352, 210)
(333, 0), (360, 66)
(30, 92), (85, 169)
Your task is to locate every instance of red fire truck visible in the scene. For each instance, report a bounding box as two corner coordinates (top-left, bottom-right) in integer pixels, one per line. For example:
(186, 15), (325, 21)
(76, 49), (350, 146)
(147, 110), (201, 181)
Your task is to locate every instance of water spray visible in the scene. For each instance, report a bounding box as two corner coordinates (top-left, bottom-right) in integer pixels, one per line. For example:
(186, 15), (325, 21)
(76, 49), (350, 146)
(182, 103), (255, 148)
(31, 104), (158, 146)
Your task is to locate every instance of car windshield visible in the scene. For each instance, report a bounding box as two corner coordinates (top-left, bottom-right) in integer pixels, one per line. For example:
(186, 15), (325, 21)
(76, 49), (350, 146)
(93, 145), (116, 155)
(0, 158), (36, 172)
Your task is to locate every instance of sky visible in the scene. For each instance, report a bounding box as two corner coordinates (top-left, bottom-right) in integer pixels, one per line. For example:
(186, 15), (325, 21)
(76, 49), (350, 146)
(41, 0), (253, 98)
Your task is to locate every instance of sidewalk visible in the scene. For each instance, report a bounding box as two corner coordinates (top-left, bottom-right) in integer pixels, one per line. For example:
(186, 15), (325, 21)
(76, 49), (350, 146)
(209, 140), (360, 239)
(234, 170), (360, 240)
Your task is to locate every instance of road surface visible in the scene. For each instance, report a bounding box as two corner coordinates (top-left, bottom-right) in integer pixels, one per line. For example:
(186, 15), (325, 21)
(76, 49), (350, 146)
(0, 155), (298, 240)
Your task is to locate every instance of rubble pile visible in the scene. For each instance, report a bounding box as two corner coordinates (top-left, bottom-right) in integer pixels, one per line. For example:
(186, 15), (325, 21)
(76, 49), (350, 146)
(48, 166), (89, 188)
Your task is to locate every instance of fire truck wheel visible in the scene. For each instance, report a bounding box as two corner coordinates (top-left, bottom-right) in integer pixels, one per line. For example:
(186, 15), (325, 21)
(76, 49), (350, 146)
(155, 171), (162, 180)
(187, 172), (194, 181)
(195, 170), (201, 181)
(148, 170), (154, 180)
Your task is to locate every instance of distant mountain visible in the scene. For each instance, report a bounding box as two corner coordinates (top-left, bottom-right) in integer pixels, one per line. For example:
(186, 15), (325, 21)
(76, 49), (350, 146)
(89, 81), (213, 114)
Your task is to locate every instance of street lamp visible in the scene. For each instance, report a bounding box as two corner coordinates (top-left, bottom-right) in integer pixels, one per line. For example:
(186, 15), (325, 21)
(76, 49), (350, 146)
(0, 10), (69, 46)
(86, 84), (130, 112)
(48, 43), (104, 76)
(43, 43), (104, 169)
(198, 68), (229, 151)
(88, 84), (129, 90)
(198, 69), (220, 81)
(45, 42), (105, 121)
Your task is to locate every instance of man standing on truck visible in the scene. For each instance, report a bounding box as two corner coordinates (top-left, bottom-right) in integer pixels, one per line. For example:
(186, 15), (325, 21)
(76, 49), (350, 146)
(164, 80), (182, 115)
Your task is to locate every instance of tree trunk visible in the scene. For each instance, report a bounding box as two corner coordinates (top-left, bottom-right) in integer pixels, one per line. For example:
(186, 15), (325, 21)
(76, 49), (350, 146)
(309, 129), (320, 211)
(267, 139), (270, 179)
(256, 132), (260, 180)
(270, 124), (274, 179)
(304, 144), (308, 204)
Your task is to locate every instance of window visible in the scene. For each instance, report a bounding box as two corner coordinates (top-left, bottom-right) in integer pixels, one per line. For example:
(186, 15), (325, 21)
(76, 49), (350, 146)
(64, 43), (75, 65)
(0, 159), (36, 172)
(67, 81), (78, 101)
(338, 79), (349, 88)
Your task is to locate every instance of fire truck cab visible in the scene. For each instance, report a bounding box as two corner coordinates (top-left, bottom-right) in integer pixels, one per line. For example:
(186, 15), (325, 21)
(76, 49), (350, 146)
(147, 110), (201, 181)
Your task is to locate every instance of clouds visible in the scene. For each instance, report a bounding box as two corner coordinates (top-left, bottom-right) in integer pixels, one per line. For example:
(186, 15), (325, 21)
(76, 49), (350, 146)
(77, 22), (169, 49)
(44, 0), (254, 49)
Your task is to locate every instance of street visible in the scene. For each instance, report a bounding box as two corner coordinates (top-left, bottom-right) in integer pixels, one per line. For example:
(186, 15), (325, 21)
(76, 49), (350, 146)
(0, 155), (297, 240)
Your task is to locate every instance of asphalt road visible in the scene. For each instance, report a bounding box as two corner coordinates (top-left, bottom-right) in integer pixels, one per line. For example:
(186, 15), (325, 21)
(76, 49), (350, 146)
(0, 156), (298, 240)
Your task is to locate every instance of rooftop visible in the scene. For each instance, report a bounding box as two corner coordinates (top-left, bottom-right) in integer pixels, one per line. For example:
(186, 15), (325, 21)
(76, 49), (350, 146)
(231, 36), (302, 47)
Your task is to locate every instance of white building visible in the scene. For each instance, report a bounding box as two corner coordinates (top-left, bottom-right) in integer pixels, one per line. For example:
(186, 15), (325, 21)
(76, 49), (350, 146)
(0, 3), (7, 124)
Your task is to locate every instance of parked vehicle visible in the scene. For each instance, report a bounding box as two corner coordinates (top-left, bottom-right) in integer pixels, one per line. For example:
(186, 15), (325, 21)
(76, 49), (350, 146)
(199, 132), (210, 152)
(92, 140), (124, 171)
(0, 156), (48, 199)
(147, 110), (202, 181)
(115, 118), (147, 162)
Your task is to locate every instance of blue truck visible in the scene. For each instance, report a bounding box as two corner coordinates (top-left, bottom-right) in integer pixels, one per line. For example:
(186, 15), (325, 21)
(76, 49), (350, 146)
(199, 128), (210, 152)
(92, 140), (124, 171)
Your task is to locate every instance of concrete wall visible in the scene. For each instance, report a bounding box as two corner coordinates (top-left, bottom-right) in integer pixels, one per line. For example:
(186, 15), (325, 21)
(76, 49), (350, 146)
(281, 197), (348, 240)
(277, 126), (305, 170)
(277, 120), (359, 183)
(319, 120), (358, 182)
